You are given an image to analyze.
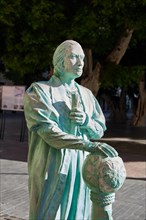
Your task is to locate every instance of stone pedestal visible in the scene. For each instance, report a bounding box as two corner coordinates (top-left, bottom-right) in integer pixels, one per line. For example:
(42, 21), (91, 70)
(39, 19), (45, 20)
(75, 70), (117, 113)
(82, 154), (126, 220)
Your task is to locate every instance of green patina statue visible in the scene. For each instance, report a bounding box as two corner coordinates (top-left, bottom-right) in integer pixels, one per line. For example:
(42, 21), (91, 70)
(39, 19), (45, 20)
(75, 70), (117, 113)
(24, 40), (126, 220)
(82, 151), (126, 220)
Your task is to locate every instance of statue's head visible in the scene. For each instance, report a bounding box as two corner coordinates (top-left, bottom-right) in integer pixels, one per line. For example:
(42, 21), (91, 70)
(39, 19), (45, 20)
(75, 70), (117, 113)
(52, 40), (85, 77)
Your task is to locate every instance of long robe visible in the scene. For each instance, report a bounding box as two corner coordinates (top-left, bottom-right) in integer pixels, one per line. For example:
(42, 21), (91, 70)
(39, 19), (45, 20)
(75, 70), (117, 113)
(23, 75), (106, 220)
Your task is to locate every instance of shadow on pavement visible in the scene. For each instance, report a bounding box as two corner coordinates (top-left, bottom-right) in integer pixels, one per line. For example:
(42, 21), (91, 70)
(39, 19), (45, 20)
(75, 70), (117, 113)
(0, 143), (28, 162)
(0, 112), (145, 164)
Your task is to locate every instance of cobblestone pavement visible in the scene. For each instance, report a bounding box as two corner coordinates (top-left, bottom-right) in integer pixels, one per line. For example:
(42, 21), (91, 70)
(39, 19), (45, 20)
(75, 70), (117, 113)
(0, 215), (25, 220)
(0, 159), (29, 220)
(0, 111), (146, 220)
(0, 162), (145, 220)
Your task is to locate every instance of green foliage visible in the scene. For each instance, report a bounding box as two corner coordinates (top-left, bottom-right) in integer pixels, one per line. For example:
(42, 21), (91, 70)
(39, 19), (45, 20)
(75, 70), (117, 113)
(0, 0), (65, 83)
(101, 63), (145, 88)
(70, 0), (146, 55)
(0, 0), (146, 84)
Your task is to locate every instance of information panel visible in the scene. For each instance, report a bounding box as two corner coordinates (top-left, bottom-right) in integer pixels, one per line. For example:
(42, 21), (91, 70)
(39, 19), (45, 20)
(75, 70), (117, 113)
(0, 86), (26, 111)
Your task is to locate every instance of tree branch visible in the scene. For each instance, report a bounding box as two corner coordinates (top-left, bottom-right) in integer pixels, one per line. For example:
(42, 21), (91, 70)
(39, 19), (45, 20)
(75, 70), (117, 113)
(106, 28), (134, 64)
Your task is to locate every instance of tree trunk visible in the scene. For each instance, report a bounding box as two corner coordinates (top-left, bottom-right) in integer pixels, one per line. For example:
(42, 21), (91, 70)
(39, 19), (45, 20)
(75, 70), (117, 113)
(101, 28), (134, 121)
(81, 28), (134, 122)
(106, 28), (134, 64)
(81, 28), (134, 95)
(102, 88), (127, 122)
(81, 49), (102, 96)
(133, 75), (146, 127)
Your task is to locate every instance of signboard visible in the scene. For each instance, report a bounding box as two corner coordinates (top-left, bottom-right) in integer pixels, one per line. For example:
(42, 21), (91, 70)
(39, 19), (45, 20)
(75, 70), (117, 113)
(0, 86), (26, 111)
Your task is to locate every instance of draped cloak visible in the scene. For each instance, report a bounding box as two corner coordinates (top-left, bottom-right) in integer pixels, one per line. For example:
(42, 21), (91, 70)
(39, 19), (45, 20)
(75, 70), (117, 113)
(23, 75), (106, 220)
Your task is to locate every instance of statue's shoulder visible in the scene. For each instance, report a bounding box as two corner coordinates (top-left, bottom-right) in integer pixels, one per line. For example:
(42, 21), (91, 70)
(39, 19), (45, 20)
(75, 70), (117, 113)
(26, 81), (51, 98)
(77, 84), (92, 96)
(29, 80), (51, 90)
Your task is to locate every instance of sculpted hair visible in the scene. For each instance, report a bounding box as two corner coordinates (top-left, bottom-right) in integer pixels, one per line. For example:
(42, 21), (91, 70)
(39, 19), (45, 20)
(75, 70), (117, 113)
(52, 40), (84, 76)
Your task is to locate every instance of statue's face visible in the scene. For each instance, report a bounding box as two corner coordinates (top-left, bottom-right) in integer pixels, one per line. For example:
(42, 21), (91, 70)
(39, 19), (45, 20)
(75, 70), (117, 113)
(63, 45), (85, 79)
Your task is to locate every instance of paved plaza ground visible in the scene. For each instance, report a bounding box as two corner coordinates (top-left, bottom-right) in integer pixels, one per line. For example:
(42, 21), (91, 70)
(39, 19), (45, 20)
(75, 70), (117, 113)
(0, 111), (146, 220)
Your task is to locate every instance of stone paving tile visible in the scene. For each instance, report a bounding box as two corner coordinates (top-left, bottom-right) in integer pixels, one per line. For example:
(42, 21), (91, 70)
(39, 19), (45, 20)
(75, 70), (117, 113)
(0, 159), (146, 220)
(0, 215), (25, 220)
(0, 160), (29, 220)
(113, 179), (146, 220)
(0, 214), (25, 220)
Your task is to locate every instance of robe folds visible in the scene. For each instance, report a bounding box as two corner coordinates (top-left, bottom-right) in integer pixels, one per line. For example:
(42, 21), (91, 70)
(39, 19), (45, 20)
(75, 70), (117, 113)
(23, 75), (106, 220)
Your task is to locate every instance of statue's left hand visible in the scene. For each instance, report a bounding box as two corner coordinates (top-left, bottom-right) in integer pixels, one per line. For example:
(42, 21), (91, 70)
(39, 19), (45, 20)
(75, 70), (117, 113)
(89, 142), (118, 158)
(97, 142), (118, 157)
(69, 109), (87, 125)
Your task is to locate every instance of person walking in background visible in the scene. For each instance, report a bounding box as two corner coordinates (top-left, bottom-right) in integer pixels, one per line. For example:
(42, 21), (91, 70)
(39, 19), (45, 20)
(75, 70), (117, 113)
(23, 40), (117, 220)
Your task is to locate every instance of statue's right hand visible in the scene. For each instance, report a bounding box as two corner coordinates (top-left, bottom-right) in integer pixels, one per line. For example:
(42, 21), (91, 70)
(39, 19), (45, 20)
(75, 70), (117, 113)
(89, 142), (118, 158)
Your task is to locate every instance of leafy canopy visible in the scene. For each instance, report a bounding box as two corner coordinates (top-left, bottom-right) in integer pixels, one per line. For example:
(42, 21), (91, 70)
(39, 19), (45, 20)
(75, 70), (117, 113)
(0, 0), (146, 83)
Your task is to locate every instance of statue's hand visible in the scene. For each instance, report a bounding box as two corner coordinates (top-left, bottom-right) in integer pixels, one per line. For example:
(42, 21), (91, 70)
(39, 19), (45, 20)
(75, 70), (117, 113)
(69, 109), (87, 125)
(89, 142), (118, 158)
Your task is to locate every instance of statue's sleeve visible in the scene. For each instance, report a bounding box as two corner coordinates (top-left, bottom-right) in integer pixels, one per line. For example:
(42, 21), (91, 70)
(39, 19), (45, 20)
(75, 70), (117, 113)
(23, 82), (91, 150)
(81, 93), (107, 140)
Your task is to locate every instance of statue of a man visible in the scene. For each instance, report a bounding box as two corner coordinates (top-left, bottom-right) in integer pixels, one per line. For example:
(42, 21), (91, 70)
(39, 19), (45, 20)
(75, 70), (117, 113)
(24, 40), (117, 220)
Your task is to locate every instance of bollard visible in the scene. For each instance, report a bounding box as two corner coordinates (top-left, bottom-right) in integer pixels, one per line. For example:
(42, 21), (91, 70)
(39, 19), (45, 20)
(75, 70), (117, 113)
(82, 153), (126, 220)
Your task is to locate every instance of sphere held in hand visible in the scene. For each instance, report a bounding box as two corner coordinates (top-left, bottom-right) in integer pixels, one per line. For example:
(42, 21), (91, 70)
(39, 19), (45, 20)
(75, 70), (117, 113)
(82, 154), (126, 194)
